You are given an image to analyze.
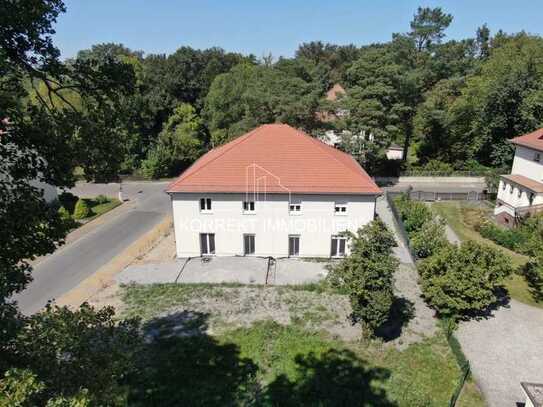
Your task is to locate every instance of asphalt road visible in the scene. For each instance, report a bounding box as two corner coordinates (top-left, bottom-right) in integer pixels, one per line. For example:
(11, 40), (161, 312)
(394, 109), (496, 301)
(14, 181), (171, 315)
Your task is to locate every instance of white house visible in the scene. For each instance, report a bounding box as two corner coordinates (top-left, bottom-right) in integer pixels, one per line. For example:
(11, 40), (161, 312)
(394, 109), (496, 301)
(386, 144), (404, 160)
(167, 124), (382, 258)
(494, 128), (543, 226)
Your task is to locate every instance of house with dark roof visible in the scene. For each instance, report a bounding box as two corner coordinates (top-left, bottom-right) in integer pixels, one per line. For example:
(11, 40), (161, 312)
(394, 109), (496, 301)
(167, 124), (381, 258)
(495, 128), (543, 226)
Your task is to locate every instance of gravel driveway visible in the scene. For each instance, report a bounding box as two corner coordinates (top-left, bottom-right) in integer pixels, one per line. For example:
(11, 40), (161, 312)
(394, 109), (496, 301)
(456, 300), (543, 407)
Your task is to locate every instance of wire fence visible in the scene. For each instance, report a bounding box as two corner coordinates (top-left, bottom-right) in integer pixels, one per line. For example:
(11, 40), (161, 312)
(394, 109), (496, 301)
(388, 190), (490, 202)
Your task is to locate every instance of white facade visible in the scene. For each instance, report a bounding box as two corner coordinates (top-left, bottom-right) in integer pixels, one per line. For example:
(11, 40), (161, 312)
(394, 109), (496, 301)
(386, 147), (404, 160)
(171, 192), (377, 258)
(511, 145), (543, 181)
(494, 145), (543, 219)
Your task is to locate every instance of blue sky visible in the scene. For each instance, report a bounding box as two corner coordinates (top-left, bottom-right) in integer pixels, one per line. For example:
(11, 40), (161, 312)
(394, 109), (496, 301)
(54, 0), (543, 59)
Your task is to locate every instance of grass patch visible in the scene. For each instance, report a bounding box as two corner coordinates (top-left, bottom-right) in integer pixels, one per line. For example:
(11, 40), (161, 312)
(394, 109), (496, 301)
(121, 284), (485, 406)
(432, 202), (543, 308)
(128, 318), (482, 406)
(81, 197), (121, 220)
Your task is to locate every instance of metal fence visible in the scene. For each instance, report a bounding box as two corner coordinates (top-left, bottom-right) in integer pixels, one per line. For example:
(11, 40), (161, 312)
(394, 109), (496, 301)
(388, 190), (489, 202)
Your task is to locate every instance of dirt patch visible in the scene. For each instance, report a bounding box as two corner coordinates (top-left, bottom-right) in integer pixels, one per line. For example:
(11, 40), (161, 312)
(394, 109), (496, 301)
(133, 227), (176, 264)
(139, 286), (362, 342)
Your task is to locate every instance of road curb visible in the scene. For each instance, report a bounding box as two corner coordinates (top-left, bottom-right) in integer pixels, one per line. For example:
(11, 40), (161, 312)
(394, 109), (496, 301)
(55, 215), (173, 309)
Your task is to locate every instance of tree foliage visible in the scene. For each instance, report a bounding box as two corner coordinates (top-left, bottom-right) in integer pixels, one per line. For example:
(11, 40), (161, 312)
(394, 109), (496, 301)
(418, 241), (512, 317)
(327, 220), (398, 335)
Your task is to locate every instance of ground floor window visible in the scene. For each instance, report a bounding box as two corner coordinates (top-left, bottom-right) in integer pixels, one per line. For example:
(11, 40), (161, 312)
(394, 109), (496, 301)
(288, 235), (300, 257)
(200, 233), (215, 255)
(331, 235), (346, 257)
(243, 234), (255, 255)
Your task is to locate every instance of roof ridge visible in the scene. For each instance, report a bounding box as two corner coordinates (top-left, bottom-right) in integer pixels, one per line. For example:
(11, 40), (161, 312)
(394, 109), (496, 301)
(167, 126), (263, 190)
(294, 127), (369, 179)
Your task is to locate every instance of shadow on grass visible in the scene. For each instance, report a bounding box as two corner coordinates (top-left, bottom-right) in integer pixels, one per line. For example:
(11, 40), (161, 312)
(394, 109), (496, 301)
(264, 349), (396, 406)
(375, 297), (415, 341)
(128, 311), (397, 406)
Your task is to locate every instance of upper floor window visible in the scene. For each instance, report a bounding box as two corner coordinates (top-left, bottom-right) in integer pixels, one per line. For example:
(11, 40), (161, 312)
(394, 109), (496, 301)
(289, 200), (301, 214)
(502, 182), (506, 191)
(334, 203), (347, 214)
(518, 189), (522, 198)
(200, 197), (212, 212)
(243, 201), (255, 213)
(535, 152), (541, 162)
(529, 193), (535, 206)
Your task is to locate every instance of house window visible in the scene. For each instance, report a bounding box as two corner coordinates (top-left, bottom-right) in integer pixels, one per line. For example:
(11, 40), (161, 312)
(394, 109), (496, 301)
(518, 189), (522, 198)
(534, 152), (541, 162)
(502, 182), (506, 191)
(289, 200), (301, 214)
(243, 201), (255, 213)
(529, 193), (535, 206)
(200, 233), (215, 255)
(288, 235), (300, 257)
(243, 234), (255, 255)
(334, 203), (347, 214)
(200, 198), (212, 212)
(331, 235), (347, 257)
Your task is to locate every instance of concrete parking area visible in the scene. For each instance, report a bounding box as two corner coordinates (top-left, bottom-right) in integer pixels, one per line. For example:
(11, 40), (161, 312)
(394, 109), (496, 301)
(116, 256), (330, 286)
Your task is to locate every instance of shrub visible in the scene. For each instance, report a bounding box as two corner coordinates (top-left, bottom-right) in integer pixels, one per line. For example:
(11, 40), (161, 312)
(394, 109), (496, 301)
(410, 220), (450, 259)
(524, 255), (543, 301)
(394, 195), (433, 235)
(327, 220), (398, 335)
(141, 144), (172, 179)
(73, 199), (91, 220)
(418, 241), (513, 318)
(58, 191), (78, 214)
(478, 221), (523, 251)
(95, 194), (109, 204)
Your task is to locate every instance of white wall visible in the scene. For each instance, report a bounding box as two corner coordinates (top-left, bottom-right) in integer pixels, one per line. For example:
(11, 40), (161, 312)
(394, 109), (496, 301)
(386, 149), (403, 160)
(511, 146), (543, 182)
(494, 179), (543, 215)
(171, 193), (377, 258)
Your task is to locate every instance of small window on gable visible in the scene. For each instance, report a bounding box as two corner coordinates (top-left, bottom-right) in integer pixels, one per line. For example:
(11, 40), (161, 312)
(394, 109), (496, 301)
(243, 201), (255, 213)
(535, 152), (541, 162)
(289, 199), (301, 214)
(502, 182), (506, 191)
(200, 197), (212, 212)
(518, 189), (522, 198)
(334, 203), (347, 214)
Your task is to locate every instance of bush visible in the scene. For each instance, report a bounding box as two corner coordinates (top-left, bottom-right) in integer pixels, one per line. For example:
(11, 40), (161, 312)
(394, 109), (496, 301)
(478, 221), (523, 251)
(95, 194), (109, 204)
(141, 144), (172, 179)
(58, 191), (78, 214)
(418, 241), (513, 318)
(410, 220), (450, 259)
(394, 195), (433, 235)
(524, 255), (543, 301)
(73, 199), (91, 220)
(327, 220), (398, 335)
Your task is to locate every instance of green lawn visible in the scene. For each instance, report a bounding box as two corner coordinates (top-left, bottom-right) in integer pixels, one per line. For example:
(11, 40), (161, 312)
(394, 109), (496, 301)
(121, 283), (484, 407)
(80, 197), (121, 221)
(432, 201), (542, 309)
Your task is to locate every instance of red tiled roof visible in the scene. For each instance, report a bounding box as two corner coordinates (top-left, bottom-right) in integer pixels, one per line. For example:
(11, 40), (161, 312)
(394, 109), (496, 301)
(510, 128), (543, 152)
(167, 124), (381, 195)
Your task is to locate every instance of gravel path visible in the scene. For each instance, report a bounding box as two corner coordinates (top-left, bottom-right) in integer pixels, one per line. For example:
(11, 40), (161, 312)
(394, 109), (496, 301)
(456, 300), (543, 407)
(375, 196), (437, 348)
(436, 204), (543, 407)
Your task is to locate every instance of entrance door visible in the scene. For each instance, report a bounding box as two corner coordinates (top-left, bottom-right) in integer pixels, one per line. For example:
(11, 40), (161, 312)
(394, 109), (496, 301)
(331, 235), (346, 257)
(288, 235), (300, 257)
(243, 234), (255, 255)
(200, 233), (215, 255)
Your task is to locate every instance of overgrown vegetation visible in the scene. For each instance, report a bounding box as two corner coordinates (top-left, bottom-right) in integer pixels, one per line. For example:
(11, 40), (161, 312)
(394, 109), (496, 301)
(326, 220), (398, 335)
(393, 194), (513, 318)
(432, 202), (543, 307)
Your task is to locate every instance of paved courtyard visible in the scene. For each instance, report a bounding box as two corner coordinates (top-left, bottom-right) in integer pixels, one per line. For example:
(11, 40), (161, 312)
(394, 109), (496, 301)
(116, 256), (330, 286)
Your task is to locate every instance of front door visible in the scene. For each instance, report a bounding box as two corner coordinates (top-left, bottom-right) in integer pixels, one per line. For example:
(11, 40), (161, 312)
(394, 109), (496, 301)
(243, 234), (255, 255)
(200, 233), (215, 255)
